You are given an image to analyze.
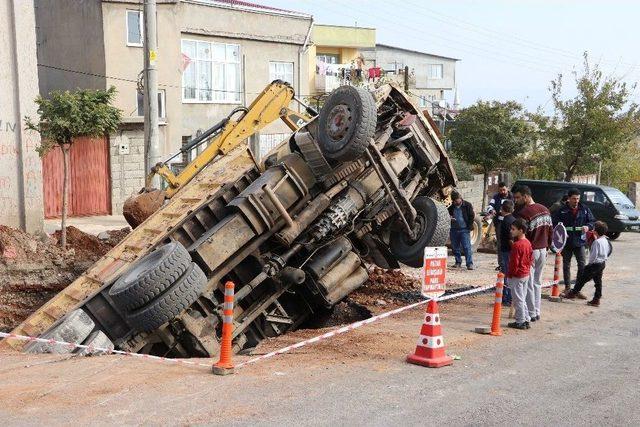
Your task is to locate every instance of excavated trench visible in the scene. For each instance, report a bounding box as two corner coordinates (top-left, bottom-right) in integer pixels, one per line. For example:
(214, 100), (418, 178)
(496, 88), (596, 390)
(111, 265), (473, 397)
(0, 225), (129, 332)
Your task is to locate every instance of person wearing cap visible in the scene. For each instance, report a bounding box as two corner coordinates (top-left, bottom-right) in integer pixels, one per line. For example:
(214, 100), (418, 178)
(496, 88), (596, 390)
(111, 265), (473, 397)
(551, 188), (595, 295)
(448, 190), (476, 270)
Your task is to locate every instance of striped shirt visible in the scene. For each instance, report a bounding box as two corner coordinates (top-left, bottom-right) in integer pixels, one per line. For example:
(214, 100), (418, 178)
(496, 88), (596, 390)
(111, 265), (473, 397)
(515, 203), (553, 250)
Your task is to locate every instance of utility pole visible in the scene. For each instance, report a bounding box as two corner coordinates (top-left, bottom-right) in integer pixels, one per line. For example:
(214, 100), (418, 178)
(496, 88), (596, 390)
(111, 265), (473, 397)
(143, 0), (160, 188)
(404, 65), (409, 92)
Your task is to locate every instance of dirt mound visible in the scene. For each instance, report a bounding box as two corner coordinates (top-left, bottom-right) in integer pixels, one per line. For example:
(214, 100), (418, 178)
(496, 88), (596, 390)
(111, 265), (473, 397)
(348, 267), (422, 308)
(52, 226), (110, 262)
(1, 225), (130, 332)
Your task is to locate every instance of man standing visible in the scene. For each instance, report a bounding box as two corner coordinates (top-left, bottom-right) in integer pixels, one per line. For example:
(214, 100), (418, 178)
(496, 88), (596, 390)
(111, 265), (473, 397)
(552, 188), (596, 294)
(486, 182), (514, 271)
(448, 190), (475, 270)
(513, 185), (552, 322)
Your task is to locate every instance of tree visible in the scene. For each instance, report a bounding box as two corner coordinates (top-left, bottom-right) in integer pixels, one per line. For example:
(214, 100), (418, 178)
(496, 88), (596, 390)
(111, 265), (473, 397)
(26, 87), (121, 248)
(447, 100), (534, 210)
(533, 53), (640, 182)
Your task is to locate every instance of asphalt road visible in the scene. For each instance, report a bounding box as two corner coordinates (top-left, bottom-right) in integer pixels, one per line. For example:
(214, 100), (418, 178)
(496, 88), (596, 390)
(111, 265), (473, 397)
(1, 234), (639, 426)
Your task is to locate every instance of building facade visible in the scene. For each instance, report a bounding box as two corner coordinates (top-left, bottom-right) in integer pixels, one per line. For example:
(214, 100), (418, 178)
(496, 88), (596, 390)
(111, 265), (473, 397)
(362, 44), (459, 111)
(0, 0), (44, 232)
(36, 0), (312, 214)
(309, 24), (376, 95)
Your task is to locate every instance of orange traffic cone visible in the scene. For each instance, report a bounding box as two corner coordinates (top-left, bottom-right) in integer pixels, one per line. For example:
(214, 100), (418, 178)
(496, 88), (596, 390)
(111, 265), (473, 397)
(549, 251), (563, 302)
(475, 272), (504, 336)
(407, 299), (453, 368)
(213, 281), (235, 375)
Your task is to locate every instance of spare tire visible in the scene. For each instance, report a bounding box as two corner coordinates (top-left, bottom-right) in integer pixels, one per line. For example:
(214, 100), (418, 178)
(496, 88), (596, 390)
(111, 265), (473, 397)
(317, 86), (376, 162)
(109, 242), (191, 312)
(126, 263), (207, 332)
(390, 197), (450, 268)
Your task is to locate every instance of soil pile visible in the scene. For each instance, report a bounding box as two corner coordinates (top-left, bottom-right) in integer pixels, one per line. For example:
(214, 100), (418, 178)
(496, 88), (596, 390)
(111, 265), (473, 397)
(0, 225), (130, 332)
(348, 267), (423, 308)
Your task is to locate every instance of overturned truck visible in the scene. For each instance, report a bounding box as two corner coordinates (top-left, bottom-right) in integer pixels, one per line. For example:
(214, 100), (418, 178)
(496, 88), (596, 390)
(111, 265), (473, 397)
(8, 83), (457, 357)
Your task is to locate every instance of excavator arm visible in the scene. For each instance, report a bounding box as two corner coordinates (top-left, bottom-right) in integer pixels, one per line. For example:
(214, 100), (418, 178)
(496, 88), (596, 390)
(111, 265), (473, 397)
(152, 80), (315, 198)
(124, 80), (316, 227)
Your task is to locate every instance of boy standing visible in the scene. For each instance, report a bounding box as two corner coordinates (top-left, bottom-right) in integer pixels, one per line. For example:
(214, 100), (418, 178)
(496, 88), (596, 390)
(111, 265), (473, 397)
(564, 221), (609, 307)
(507, 218), (534, 330)
(498, 200), (516, 306)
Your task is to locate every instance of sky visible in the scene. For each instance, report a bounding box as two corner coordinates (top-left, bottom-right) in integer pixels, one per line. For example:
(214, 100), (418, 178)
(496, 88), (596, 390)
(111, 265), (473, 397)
(262, 0), (640, 112)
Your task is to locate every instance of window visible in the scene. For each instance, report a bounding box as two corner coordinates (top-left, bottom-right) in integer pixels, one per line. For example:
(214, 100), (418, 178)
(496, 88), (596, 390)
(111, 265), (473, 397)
(126, 10), (143, 46)
(316, 54), (339, 65)
(428, 64), (443, 79)
(137, 89), (166, 119)
(582, 190), (607, 205)
(181, 39), (241, 103)
(269, 61), (294, 85)
(419, 96), (427, 108)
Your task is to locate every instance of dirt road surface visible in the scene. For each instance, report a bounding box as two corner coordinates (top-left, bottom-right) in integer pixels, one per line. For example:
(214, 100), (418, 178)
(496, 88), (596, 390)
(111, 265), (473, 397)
(1, 234), (639, 426)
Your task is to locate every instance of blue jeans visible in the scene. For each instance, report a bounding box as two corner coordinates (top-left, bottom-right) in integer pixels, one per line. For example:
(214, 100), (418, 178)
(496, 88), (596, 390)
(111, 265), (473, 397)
(500, 250), (512, 305)
(450, 228), (473, 267)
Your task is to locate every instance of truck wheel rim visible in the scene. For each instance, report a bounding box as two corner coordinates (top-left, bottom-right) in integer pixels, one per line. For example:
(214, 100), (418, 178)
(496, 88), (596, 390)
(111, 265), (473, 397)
(325, 104), (352, 143)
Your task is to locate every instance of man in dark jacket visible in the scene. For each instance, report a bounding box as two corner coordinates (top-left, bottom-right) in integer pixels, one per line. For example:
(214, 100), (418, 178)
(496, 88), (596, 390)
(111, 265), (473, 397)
(448, 190), (475, 270)
(486, 182), (514, 271)
(552, 188), (596, 293)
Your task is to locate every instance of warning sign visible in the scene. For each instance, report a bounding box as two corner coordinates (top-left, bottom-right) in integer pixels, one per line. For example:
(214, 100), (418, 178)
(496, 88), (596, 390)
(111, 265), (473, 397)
(422, 246), (447, 298)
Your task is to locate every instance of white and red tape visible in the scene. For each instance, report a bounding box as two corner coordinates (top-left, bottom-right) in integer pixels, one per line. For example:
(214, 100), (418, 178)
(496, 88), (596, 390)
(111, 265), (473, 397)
(0, 281), (553, 371)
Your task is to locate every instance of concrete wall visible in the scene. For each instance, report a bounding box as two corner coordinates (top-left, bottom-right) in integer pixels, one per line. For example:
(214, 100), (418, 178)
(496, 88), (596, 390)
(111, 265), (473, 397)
(629, 182), (640, 209)
(455, 174), (485, 212)
(0, 0), (44, 232)
(35, 0), (106, 96)
(312, 25), (375, 49)
(109, 126), (145, 214)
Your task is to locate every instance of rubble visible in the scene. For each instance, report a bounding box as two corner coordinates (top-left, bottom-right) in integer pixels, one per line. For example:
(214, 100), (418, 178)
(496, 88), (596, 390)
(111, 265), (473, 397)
(0, 225), (129, 332)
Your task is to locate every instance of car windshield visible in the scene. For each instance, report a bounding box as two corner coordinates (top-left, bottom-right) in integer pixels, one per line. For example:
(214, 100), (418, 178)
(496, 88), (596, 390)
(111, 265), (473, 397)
(605, 189), (635, 209)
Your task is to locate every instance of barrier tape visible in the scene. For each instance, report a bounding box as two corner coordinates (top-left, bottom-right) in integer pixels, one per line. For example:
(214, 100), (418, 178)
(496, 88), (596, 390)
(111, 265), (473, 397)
(0, 280), (554, 372)
(0, 332), (211, 369)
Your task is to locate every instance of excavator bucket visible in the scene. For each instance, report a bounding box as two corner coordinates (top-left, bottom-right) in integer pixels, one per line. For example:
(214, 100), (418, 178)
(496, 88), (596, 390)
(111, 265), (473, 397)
(122, 188), (166, 228)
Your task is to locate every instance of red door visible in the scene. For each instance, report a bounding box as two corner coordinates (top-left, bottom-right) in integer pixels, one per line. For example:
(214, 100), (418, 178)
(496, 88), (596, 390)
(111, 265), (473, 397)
(42, 136), (111, 218)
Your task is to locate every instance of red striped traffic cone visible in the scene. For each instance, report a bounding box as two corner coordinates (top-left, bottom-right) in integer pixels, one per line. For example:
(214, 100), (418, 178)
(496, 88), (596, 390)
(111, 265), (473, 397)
(406, 299), (453, 368)
(549, 251), (563, 302)
(213, 281), (235, 375)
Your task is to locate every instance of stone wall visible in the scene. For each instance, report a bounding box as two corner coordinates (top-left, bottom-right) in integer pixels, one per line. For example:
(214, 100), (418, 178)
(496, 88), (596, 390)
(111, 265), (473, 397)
(455, 174), (485, 212)
(109, 128), (146, 215)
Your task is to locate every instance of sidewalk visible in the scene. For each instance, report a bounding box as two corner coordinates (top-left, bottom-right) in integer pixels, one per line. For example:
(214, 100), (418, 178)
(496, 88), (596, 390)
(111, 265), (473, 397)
(43, 215), (129, 236)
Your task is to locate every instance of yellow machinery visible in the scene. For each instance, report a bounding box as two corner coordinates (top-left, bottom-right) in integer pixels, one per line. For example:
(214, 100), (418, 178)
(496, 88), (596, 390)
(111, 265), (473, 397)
(125, 80), (316, 226)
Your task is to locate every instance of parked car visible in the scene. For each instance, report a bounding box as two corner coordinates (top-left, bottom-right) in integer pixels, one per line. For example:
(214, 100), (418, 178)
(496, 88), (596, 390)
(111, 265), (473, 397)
(513, 179), (640, 240)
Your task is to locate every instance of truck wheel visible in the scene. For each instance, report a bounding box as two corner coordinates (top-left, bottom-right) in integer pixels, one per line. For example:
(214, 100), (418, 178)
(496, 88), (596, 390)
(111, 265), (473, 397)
(76, 330), (114, 356)
(126, 263), (207, 333)
(389, 197), (450, 268)
(606, 231), (620, 240)
(109, 242), (191, 312)
(469, 216), (484, 252)
(317, 86), (376, 162)
(25, 309), (95, 354)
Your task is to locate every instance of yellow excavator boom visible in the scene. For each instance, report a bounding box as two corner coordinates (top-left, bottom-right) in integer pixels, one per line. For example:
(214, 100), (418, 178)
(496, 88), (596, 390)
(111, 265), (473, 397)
(152, 80), (314, 198)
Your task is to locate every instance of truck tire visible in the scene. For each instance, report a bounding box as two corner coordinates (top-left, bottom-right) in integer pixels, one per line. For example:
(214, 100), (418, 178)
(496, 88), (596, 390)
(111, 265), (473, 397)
(126, 263), (207, 333)
(25, 309), (95, 354)
(76, 330), (114, 356)
(109, 242), (191, 312)
(317, 85), (376, 162)
(389, 197), (450, 268)
(469, 216), (484, 252)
